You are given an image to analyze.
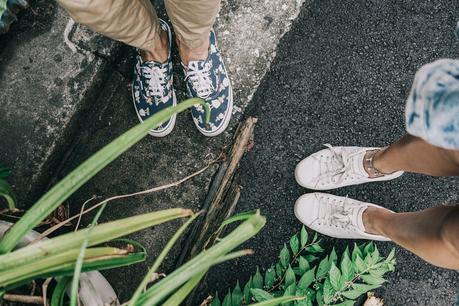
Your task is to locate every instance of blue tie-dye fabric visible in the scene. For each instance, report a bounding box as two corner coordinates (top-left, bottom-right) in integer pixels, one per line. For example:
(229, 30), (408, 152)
(405, 59), (459, 150)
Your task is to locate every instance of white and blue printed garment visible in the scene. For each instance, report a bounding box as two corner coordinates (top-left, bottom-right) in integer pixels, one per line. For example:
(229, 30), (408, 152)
(405, 59), (459, 150)
(183, 30), (233, 136)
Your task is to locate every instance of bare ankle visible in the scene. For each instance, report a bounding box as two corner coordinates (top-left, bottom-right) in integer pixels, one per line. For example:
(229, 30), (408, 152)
(179, 39), (210, 66)
(363, 148), (399, 177)
(362, 207), (391, 236)
(141, 30), (169, 63)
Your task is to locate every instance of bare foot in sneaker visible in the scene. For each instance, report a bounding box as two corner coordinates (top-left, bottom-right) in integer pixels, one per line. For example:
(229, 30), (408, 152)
(294, 193), (391, 241)
(295, 144), (404, 190)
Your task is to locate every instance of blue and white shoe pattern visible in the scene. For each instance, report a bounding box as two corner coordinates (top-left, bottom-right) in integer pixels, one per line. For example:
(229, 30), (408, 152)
(131, 19), (176, 137)
(183, 30), (233, 137)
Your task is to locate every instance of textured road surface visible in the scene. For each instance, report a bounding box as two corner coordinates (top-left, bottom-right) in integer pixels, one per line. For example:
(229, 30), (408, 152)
(205, 0), (459, 305)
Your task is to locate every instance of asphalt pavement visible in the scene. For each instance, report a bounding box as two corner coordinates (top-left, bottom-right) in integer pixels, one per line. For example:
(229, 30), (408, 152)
(204, 0), (459, 305)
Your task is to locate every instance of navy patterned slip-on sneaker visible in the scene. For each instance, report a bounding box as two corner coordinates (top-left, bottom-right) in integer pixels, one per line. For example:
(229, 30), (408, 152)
(183, 29), (233, 137)
(131, 19), (176, 137)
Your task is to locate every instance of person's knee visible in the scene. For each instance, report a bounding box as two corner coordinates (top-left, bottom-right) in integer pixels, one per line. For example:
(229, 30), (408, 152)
(440, 206), (459, 267)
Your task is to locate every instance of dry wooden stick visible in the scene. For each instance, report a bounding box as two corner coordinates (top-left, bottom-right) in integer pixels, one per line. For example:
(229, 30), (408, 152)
(3, 294), (44, 304)
(32, 160), (217, 244)
(177, 116), (257, 265)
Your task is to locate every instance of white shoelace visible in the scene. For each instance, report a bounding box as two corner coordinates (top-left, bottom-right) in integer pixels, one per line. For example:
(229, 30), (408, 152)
(185, 62), (214, 98)
(138, 64), (168, 99)
(317, 196), (360, 231)
(314, 144), (364, 187)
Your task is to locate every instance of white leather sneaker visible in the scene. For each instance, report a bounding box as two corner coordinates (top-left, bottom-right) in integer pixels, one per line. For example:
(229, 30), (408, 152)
(294, 193), (391, 241)
(295, 145), (403, 190)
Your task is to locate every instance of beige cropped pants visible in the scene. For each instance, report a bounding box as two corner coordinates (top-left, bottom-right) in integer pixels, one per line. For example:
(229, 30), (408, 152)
(57, 0), (221, 50)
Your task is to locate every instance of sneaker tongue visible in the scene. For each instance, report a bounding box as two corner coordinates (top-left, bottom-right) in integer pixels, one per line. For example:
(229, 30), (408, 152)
(187, 60), (207, 70)
(144, 60), (167, 69)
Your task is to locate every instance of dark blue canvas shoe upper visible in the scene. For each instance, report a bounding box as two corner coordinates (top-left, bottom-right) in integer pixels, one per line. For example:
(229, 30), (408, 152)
(183, 30), (233, 136)
(131, 19), (176, 137)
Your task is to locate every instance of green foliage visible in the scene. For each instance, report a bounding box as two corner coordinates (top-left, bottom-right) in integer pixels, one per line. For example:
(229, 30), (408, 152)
(215, 227), (396, 305)
(0, 167), (16, 210)
(0, 100), (266, 305)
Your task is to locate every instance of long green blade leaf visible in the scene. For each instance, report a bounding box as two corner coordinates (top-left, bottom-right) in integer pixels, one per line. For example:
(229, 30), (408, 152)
(161, 272), (206, 306)
(50, 277), (71, 306)
(137, 212), (266, 305)
(0, 208), (191, 271)
(129, 212), (200, 305)
(0, 179), (16, 210)
(70, 203), (107, 306)
(0, 98), (209, 254)
(2, 248), (146, 290)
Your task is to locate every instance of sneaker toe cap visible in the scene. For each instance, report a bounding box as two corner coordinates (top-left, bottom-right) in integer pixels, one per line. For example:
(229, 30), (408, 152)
(294, 193), (321, 226)
(295, 157), (321, 188)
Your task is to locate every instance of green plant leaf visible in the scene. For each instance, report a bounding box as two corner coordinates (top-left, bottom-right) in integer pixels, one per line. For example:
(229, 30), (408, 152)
(250, 288), (273, 302)
(351, 243), (362, 262)
(333, 300), (355, 306)
(290, 235), (299, 255)
(232, 281), (242, 306)
(136, 213), (265, 305)
(298, 256), (309, 274)
(264, 266), (276, 288)
(360, 274), (386, 285)
(130, 213), (200, 305)
(0, 178), (16, 210)
(244, 277), (253, 303)
(162, 272), (206, 306)
(386, 248), (395, 262)
(352, 283), (381, 292)
(300, 226), (308, 247)
(305, 244), (323, 254)
(275, 263), (284, 278)
(316, 256), (330, 280)
(247, 296), (304, 306)
(322, 278), (334, 304)
(340, 247), (354, 283)
(284, 283), (296, 297)
(363, 242), (375, 257)
(329, 262), (342, 291)
(304, 255), (318, 263)
(329, 248), (337, 265)
(212, 292), (222, 306)
(312, 233), (318, 243)
(285, 265), (296, 288)
(50, 277), (71, 306)
(0, 167), (10, 179)
(316, 288), (324, 306)
(253, 267), (264, 289)
(354, 255), (366, 273)
(219, 210), (259, 231)
(0, 98), (210, 254)
(280, 244), (290, 268)
(341, 289), (364, 300)
(298, 266), (316, 290)
(223, 289), (232, 306)
(70, 202), (107, 306)
(0, 208), (191, 271)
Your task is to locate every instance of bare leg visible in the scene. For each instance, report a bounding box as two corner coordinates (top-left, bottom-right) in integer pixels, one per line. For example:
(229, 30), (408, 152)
(165, 0), (221, 65)
(366, 134), (459, 176)
(141, 29), (169, 63)
(363, 205), (459, 269)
